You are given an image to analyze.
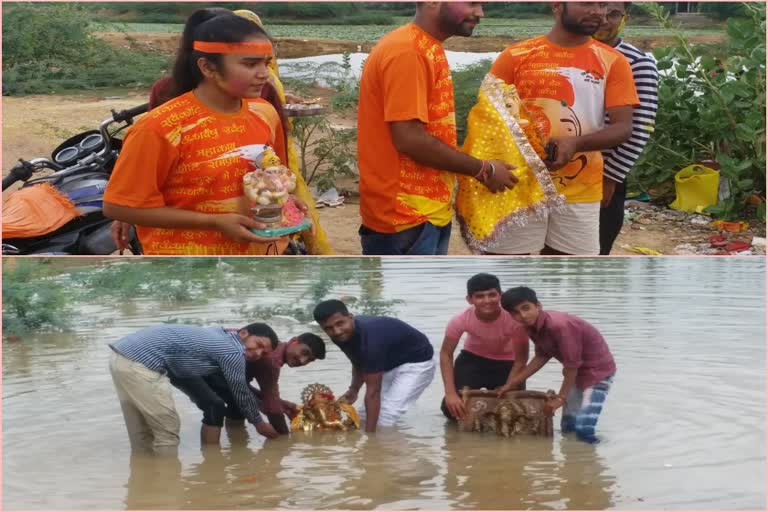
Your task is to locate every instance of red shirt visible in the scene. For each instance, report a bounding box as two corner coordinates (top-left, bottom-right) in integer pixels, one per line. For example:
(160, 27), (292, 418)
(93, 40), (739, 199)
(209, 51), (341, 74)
(529, 310), (615, 389)
(247, 342), (287, 414)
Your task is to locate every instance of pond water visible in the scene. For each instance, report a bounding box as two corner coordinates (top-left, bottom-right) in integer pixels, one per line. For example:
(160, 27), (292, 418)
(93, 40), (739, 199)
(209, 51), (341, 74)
(2, 257), (765, 510)
(279, 51), (497, 86)
(278, 49), (660, 86)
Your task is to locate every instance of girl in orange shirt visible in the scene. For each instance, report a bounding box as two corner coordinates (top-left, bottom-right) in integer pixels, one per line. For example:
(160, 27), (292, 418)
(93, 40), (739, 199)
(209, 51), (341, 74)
(104, 11), (306, 255)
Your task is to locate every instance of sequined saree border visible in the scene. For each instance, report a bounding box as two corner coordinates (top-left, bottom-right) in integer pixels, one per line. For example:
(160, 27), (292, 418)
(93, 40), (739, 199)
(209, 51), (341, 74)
(457, 73), (566, 254)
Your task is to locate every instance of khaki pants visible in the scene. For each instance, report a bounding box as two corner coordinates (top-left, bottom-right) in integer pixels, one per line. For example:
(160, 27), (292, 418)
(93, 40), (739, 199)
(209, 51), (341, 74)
(109, 351), (180, 454)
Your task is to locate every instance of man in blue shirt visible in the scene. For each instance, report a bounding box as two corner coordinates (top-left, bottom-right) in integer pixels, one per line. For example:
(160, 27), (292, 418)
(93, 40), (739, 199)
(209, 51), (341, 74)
(313, 300), (435, 432)
(109, 323), (281, 455)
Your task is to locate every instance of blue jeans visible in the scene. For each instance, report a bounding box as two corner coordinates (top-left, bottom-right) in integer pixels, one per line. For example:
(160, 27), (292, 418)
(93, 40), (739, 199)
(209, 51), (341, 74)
(359, 222), (451, 255)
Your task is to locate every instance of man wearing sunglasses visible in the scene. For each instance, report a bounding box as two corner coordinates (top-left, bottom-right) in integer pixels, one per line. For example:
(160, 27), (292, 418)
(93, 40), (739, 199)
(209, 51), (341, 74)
(594, 2), (659, 254)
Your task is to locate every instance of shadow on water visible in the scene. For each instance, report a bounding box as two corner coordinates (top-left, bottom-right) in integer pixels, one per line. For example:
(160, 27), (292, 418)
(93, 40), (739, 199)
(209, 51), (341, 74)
(2, 257), (765, 510)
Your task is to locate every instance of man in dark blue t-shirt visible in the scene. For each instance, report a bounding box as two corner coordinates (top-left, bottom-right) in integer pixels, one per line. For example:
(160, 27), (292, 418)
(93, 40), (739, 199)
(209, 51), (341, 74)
(313, 300), (435, 432)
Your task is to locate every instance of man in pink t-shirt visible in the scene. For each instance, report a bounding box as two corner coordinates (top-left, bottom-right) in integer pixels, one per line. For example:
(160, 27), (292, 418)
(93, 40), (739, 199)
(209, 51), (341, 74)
(440, 273), (530, 420)
(500, 287), (616, 444)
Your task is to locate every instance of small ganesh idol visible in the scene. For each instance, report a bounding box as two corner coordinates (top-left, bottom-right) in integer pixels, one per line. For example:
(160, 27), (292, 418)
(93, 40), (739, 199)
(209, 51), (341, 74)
(242, 148), (308, 236)
(290, 383), (360, 432)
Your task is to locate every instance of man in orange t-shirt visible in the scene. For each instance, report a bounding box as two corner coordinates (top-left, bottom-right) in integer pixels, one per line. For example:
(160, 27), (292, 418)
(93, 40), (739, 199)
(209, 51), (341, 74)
(356, 2), (518, 255)
(487, 2), (639, 255)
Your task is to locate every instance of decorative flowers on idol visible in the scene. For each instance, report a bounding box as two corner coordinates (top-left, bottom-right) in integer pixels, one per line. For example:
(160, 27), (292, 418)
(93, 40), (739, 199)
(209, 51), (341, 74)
(243, 165), (297, 206)
(242, 147), (297, 209)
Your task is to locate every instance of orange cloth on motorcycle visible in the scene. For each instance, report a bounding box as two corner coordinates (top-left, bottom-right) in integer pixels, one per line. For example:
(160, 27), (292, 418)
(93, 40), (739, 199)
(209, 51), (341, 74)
(2, 183), (81, 239)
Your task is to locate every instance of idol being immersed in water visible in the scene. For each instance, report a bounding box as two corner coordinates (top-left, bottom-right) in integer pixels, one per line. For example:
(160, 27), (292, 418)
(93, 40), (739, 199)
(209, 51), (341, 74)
(290, 383), (361, 432)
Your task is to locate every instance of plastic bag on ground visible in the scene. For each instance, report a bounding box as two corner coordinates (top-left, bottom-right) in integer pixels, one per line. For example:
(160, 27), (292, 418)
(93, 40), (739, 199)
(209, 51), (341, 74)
(670, 165), (720, 213)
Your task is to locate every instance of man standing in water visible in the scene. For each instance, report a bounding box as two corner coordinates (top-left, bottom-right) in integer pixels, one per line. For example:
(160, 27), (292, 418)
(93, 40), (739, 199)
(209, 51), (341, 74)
(499, 287), (616, 444)
(313, 300), (435, 432)
(356, 2), (518, 255)
(171, 332), (326, 442)
(593, 2), (659, 254)
(440, 273), (530, 421)
(109, 323), (281, 455)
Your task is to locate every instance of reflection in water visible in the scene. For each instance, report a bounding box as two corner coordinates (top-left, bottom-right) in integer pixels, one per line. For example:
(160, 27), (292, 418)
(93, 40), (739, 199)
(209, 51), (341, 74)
(337, 431), (443, 510)
(556, 438), (614, 510)
(441, 426), (615, 510)
(125, 453), (183, 510)
(2, 257), (765, 510)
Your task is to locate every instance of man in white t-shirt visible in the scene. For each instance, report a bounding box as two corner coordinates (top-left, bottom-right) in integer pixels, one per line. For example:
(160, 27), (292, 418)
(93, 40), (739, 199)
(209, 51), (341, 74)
(440, 273), (530, 420)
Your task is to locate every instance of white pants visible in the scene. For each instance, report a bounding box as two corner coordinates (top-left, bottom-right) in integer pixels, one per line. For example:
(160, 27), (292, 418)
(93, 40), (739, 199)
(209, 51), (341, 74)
(485, 201), (601, 255)
(359, 358), (436, 427)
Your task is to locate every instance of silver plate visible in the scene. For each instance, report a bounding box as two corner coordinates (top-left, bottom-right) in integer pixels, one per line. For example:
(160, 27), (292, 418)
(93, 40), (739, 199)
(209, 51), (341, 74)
(285, 104), (330, 117)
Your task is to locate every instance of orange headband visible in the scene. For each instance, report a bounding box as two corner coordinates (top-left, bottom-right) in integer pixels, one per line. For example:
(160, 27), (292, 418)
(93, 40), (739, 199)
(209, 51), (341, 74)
(193, 41), (273, 55)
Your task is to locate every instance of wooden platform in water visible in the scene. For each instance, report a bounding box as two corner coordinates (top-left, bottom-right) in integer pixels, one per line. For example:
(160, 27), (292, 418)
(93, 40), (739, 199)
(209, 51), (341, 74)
(458, 388), (555, 437)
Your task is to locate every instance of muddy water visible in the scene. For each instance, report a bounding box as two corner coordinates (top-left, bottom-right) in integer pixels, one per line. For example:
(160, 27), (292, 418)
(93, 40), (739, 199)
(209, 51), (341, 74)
(2, 257), (765, 510)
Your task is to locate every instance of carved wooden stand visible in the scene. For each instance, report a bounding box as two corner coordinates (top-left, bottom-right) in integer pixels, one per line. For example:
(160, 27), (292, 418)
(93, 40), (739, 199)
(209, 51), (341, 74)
(458, 388), (555, 437)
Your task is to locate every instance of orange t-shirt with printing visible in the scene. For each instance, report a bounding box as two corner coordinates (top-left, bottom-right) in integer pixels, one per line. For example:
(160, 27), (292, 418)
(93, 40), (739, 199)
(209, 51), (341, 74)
(104, 91), (288, 255)
(357, 23), (457, 233)
(490, 35), (639, 203)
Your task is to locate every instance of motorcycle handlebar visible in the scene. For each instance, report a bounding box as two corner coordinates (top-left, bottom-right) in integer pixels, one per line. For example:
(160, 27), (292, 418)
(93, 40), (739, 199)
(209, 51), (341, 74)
(98, 103), (149, 157)
(4, 104), (150, 190)
(2, 158), (61, 191)
(2, 173), (19, 190)
(111, 103), (150, 124)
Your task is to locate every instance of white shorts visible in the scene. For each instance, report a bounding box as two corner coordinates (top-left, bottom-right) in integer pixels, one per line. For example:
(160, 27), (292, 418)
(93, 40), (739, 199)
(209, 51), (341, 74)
(358, 358), (436, 427)
(485, 202), (601, 255)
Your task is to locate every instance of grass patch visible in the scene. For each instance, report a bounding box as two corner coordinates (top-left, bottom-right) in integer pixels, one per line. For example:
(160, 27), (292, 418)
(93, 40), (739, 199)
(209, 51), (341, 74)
(452, 60), (493, 144)
(3, 3), (166, 96)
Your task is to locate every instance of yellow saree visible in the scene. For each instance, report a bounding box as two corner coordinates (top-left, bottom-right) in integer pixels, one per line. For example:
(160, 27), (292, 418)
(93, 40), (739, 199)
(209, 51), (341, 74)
(272, 73), (333, 255)
(456, 74), (565, 254)
(234, 9), (332, 255)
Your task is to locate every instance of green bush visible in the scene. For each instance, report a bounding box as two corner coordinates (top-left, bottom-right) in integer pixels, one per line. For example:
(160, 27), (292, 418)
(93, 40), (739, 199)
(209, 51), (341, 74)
(3, 2), (95, 67)
(1, 258), (395, 335)
(631, 2), (766, 220)
(452, 61), (493, 144)
(2, 2), (166, 95)
(291, 116), (357, 193)
(2, 260), (74, 335)
(331, 13), (393, 25)
(699, 2), (749, 21)
(483, 2), (550, 16)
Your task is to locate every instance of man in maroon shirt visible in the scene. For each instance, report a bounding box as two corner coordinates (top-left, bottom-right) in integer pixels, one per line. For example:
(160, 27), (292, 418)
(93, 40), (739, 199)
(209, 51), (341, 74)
(172, 332), (326, 443)
(498, 287), (616, 443)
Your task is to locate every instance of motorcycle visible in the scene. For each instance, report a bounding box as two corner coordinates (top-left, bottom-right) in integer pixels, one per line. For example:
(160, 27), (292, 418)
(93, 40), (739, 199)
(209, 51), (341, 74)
(2, 103), (149, 255)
